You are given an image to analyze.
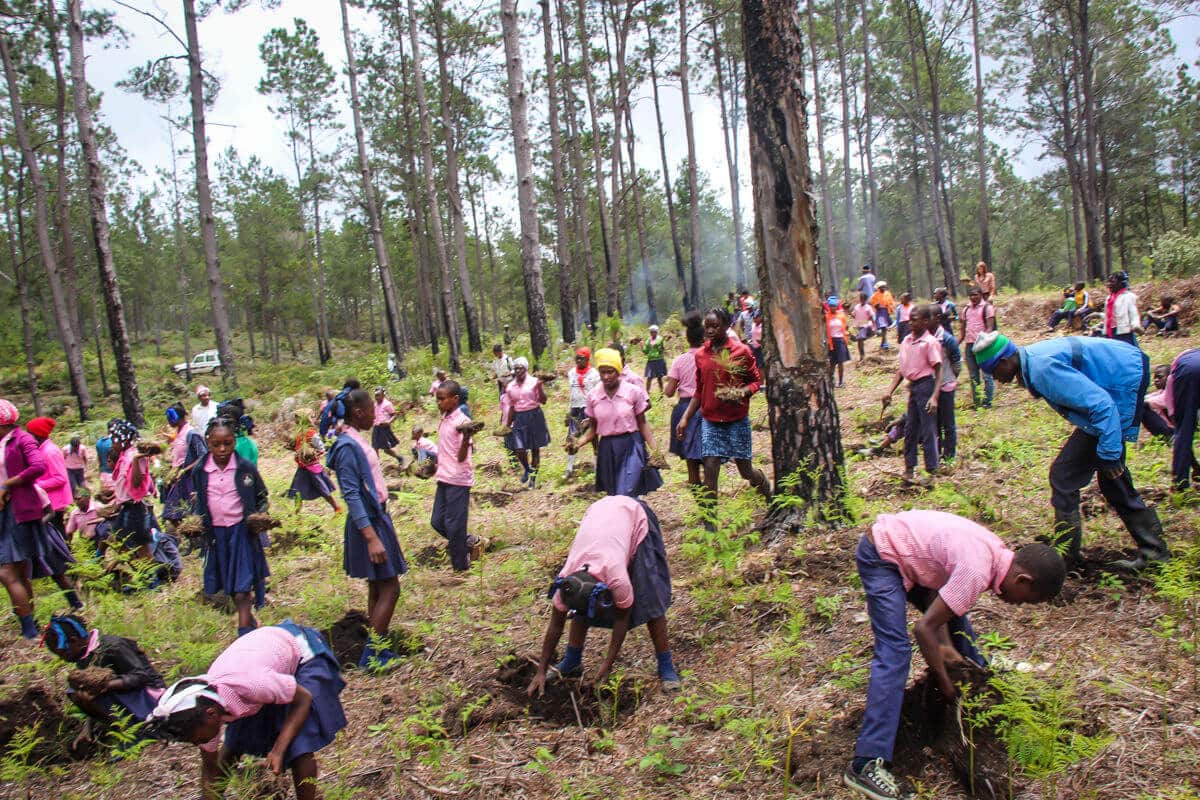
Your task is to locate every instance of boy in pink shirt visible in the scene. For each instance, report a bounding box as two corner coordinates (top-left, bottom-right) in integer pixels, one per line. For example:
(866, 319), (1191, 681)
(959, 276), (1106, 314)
(881, 305), (942, 486)
(528, 496), (679, 695)
(63, 436), (88, 492)
(65, 488), (103, 542)
(431, 381), (480, 571)
(845, 511), (1065, 800)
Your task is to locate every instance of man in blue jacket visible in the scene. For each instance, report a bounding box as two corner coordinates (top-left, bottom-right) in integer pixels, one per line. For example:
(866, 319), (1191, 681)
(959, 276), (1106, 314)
(974, 332), (1169, 570)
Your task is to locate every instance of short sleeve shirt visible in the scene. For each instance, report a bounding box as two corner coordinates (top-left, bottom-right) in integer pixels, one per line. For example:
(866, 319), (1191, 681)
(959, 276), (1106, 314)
(585, 381), (649, 437)
(201, 627), (302, 752)
(203, 455), (244, 527)
(373, 399), (395, 426)
(435, 408), (474, 487)
(505, 376), (543, 413)
(963, 301), (995, 345)
(345, 427), (387, 504)
(667, 350), (698, 398)
(898, 331), (943, 381)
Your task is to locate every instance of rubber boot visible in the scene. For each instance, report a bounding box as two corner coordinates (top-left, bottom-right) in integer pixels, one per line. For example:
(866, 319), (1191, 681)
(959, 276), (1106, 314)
(1052, 509), (1083, 563)
(1112, 509), (1171, 570)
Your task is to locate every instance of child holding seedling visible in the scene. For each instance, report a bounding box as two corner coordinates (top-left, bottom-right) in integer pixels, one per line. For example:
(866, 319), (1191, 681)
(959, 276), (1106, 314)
(327, 389), (407, 673)
(844, 510), (1065, 800)
(43, 614), (165, 734)
(881, 305), (941, 487)
(565, 347), (600, 480)
(371, 387), (404, 466)
(148, 623), (347, 800)
(193, 417), (270, 637)
(570, 348), (663, 498)
(665, 313), (705, 487)
(501, 357), (551, 488)
(161, 403), (208, 527)
(431, 381), (483, 571)
(528, 495), (679, 695)
(286, 414), (339, 513)
(975, 332), (1170, 569)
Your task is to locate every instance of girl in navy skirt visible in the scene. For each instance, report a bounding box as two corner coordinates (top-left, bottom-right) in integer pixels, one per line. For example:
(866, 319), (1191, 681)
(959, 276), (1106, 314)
(665, 313), (705, 487)
(502, 357), (551, 488)
(528, 496), (679, 694)
(162, 403), (208, 526)
(286, 414), (339, 513)
(148, 622), (347, 800)
(328, 389), (407, 673)
(43, 614), (165, 734)
(570, 348), (663, 498)
(642, 325), (668, 393)
(109, 420), (157, 564)
(371, 387), (404, 465)
(193, 417), (270, 637)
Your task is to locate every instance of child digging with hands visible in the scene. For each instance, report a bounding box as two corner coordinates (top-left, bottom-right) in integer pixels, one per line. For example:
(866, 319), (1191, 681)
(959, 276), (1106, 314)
(844, 511), (1065, 800)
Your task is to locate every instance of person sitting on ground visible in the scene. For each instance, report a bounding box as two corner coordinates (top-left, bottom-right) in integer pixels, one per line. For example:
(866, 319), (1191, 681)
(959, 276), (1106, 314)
(856, 417), (906, 458)
(528, 495), (680, 695)
(1142, 296), (1181, 336)
(843, 510), (1065, 800)
(1048, 283), (1086, 330)
(411, 426), (438, 465)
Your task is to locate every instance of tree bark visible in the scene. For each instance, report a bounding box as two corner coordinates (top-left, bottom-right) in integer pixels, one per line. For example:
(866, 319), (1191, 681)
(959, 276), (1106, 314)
(182, 0), (236, 386)
(833, 0), (858, 280)
(68, 0), (144, 426)
(619, 45), (657, 324)
(408, 0), (461, 371)
(0, 28), (92, 418)
(501, 0), (551, 361)
(742, 0), (845, 527)
(647, 33), (690, 310)
(541, 0), (575, 342)
(805, 0), (838, 291)
(679, 0), (702, 306)
(599, 1), (627, 317)
(969, 0), (992, 268)
(711, 19), (746, 291)
(341, 0), (403, 361)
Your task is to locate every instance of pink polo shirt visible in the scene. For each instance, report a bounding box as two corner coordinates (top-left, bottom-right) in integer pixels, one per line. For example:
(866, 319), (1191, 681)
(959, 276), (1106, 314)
(201, 627), (303, 753)
(585, 381), (649, 437)
(203, 455), (244, 527)
(897, 303), (912, 323)
(345, 427), (387, 504)
(898, 331), (942, 381)
(435, 408), (474, 487)
(415, 436), (438, 455)
(1146, 389), (1168, 416)
(962, 300), (995, 345)
(66, 506), (102, 539)
(827, 315), (847, 340)
(63, 445), (88, 471)
(505, 376), (544, 412)
(667, 350), (698, 398)
(872, 511), (1016, 617)
(113, 448), (154, 504)
(621, 366), (646, 389)
(553, 496), (649, 614)
(429, 379), (443, 397)
(170, 423), (193, 467)
(851, 303), (874, 326)
(36, 440), (74, 512)
(374, 399), (395, 426)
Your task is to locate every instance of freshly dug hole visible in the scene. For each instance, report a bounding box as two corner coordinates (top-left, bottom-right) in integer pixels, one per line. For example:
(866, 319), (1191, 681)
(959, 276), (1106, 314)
(325, 611), (424, 666)
(0, 686), (77, 765)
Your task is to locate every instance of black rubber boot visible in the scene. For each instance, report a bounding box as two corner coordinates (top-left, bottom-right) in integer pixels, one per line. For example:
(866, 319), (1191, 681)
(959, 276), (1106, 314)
(1052, 509), (1083, 562)
(1112, 509), (1171, 570)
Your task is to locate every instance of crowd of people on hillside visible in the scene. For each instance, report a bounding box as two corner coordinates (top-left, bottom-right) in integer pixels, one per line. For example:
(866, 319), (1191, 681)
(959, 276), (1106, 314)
(2, 259), (1198, 800)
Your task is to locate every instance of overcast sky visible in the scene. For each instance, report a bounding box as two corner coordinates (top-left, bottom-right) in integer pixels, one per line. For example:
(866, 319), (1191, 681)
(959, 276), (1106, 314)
(85, 1), (1198, 226)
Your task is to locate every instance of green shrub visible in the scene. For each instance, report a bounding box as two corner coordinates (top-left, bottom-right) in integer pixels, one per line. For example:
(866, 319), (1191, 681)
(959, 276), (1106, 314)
(1146, 230), (1200, 277)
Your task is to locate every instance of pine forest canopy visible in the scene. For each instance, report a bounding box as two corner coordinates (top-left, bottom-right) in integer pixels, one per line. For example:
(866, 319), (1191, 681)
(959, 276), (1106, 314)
(0, 0), (1196, 418)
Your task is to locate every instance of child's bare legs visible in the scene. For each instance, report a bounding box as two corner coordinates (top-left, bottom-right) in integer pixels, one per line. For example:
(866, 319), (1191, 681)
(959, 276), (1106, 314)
(530, 448), (541, 473)
(836, 363), (844, 384)
(735, 458), (771, 502)
(567, 618), (588, 648)
(367, 577), (399, 637)
(857, 338), (865, 362)
(647, 617), (670, 655)
(685, 459), (701, 486)
(290, 753), (319, 800)
(513, 449), (530, 474)
(232, 591), (256, 631)
(0, 562), (33, 617)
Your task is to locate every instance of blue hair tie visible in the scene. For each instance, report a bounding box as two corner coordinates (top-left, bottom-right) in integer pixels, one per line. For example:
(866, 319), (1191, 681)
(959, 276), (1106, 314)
(166, 407), (181, 426)
(587, 581), (613, 619)
(47, 615), (87, 650)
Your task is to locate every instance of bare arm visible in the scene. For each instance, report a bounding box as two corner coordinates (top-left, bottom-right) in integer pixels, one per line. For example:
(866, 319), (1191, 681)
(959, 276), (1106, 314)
(663, 377), (679, 398)
(265, 685), (313, 774)
(528, 606), (568, 697)
(591, 607), (632, 686)
(635, 411), (657, 452)
(912, 596), (960, 698)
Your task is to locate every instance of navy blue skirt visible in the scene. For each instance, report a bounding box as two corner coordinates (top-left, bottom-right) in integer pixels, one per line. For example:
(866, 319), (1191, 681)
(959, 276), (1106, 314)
(203, 522), (270, 608)
(30, 520), (75, 579)
(161, 472), (195, 522)
(371, 424), (399, 450)
(595, 432), (662, 498)
(343, 508), (407, 580)
(644, 358), (668, 379)
(287, 468), (335, 501)
(828, 337), (852, 365)
(505, 408), (551, 451)
(223, 624), (347, 767)
(86, 686), (161, 726)
(112, 502), (154, 549)
(576, 502), (671, 630)
(669, 400), (703, 460)
(0, 503), (35, 566)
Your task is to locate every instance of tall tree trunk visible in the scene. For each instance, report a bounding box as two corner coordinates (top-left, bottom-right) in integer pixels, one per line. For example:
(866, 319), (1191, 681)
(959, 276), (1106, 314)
(969, 0), (992, 268)
(43, 0), (82, 338)
(600, 2), (629, 317)
(90, 292), (109, 397)
(1, 149), (41, 415)
(711, 19), (746, 291)
(305, 119), (333, 364)
(858, 0), (879, 271)
(465, 173), (493, 332)
(408, 0), (460, 371)
(541, 0), (576, 342)
(68, 0), (144, 425)
(832, 0), (858, 281)
(647, 34), (689, 310)
(340, 0), (403, 361)
(805, 0), (838, 291)
(483, 200), (500, 332)
(501, 0), (551, 361)
(679, 0), (703, 306)
(1070, 0), (1104, 282)
(742, 0), (844, 527)
(182, 0), (236, 386)
(573, 0), (619, 316)
(165, 119), (192, 383)
(432, 0), (482, 352)
(617, 44), (657, 324)
(0, 29), (92, 418)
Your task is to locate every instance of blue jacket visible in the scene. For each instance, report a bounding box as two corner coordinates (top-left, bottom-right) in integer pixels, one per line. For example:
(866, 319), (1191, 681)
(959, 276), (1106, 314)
(181, 430), (208, 471)
(936, 327), (961, 384)
(327, 432), (386, 532)
(191, 453), (268, 533)
(1018, 336), (1149, 463)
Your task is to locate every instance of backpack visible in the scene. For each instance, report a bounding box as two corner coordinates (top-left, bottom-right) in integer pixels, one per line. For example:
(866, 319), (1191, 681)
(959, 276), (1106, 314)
(319, 387), (354, 438)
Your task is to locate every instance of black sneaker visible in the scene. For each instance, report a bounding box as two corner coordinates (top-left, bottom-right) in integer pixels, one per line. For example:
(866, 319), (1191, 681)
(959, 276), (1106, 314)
(843, 759), (912, 800)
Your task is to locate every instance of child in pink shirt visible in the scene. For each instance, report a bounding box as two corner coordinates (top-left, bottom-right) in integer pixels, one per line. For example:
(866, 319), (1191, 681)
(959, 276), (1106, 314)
(193, 417), (269, 636)
(501, 358), (551, 487)
(881, 305), (943, 485)
(370, 388), (404, 465)
(846, 511), (1064, 798)
(411, 427), (439, 463)
(850, 291), (876, 362)
(431, 381), (480, 571)
(108, 419), (156, 562)
(65, 488), (103, 542)
(528, 496), (679, 695)
(63, 436), (88, 492)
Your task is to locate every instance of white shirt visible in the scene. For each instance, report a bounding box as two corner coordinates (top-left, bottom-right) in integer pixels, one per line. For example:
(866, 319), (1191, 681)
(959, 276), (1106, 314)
(1111, 291), (1140, 335)
(568, 367), (601, 409)
(192, 401), (216, 433)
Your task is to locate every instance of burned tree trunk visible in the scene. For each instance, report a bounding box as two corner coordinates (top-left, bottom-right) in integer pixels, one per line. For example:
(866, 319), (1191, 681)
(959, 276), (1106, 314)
(742, 0), (845, 527)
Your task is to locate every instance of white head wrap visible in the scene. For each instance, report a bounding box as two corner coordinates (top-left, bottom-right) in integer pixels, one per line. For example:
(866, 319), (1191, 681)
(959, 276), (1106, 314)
(150, 677), (223, 720)
(513, 357), (530, 370)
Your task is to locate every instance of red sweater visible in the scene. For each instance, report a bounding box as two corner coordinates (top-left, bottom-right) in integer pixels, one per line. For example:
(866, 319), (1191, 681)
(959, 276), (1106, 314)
(695, 336), (762, 422)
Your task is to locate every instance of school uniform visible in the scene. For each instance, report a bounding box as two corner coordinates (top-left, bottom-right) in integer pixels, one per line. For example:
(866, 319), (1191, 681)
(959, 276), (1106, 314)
(412, 436), (438, 464)
(286, 430), (336, 502)
(65, 505), (103, 541)
(934, 326), (961, 461)
(328, 428), (407, 581)
(850, 303), (875, 341)
(0, 429), (48, 567)
(869, 289), (895, 330)
(34, 438), (73, 532)
(193, 453), (270, 608)
(111, 447), (156, 551)
(1165, 349), (1200, 489)
(826, 310), (851, 366)
(69, 629), (166, 724)
(897, 330), (942, 473)
(567, 367), (601, 436)
(551, 497), (671, 630)
(855, 512), (1001, 763)
(643, 337), (667, 380)
(667, 349), (703, 461)
(431, 408), (474, 571)
(896, 303), (912, 342)
(504, 376), (551, 451)
(695, 337), (762, 461)
(201, 623), (346, 767)
(585, 381), (662, 498)
(371, 398), (400, 450)
(63, 445), (88, 492)
(162, 423), (208, 522)
(962, 299), (996, 407)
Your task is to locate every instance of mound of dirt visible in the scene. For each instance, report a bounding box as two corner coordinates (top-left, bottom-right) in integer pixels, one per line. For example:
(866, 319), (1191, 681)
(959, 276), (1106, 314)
(325, 611), (424, 667)
(412, 545), (448, 568)
(0, 686), (75, 765)
(471, 490), (515, 508)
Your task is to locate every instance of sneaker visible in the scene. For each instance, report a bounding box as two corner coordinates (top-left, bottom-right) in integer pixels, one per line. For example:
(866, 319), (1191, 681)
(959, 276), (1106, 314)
(843, 758), (913, 800)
